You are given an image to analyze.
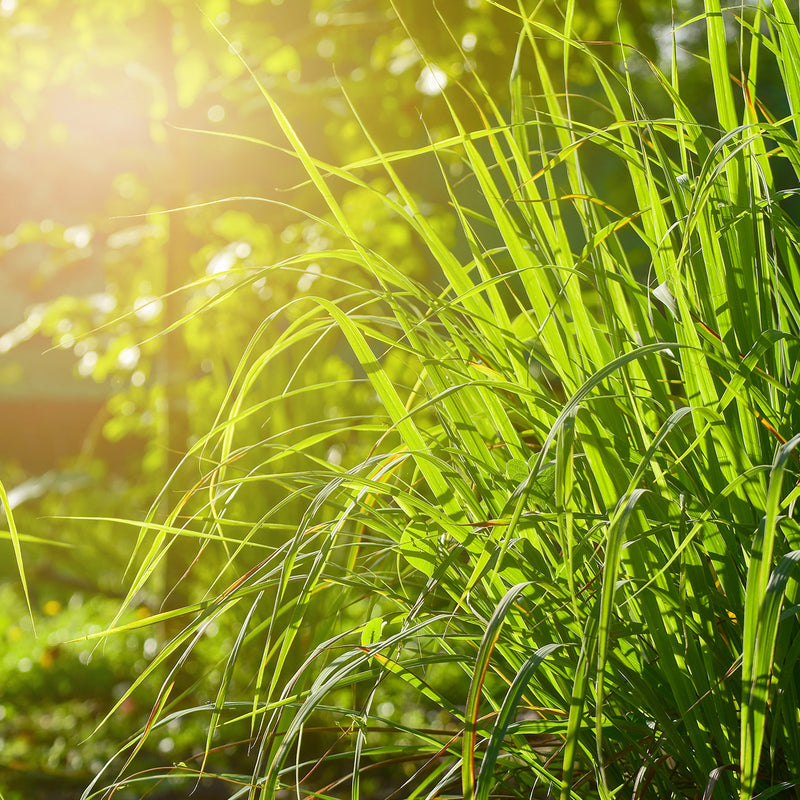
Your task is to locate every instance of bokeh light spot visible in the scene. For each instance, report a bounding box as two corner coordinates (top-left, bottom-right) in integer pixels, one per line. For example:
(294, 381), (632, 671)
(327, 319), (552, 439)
(297, 263), (321, 292)
(43, 600), (62, 616)
(208, 104), (225, 122)
(63, 224), (93, 248)
(77, 351), (98, 377)
(416, 64), (448, 96)
(317, 38), (335, 59)
(117, 345), (140, 370)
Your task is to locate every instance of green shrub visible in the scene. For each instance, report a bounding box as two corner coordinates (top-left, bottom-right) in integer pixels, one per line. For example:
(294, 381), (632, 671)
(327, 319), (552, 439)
(0, 587), (158, 800)
(85, 2), (800, 798)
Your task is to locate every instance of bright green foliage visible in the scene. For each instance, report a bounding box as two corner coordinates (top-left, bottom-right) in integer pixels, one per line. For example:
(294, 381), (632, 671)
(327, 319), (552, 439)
(26, 1), (800, 799)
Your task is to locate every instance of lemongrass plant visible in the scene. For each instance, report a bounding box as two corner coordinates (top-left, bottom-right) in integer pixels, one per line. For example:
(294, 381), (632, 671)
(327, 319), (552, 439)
(82, 1), (800, 798)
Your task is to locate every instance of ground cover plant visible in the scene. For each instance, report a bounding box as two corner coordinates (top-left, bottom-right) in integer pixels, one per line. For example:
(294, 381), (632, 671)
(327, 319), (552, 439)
(9, 0), (800, 797)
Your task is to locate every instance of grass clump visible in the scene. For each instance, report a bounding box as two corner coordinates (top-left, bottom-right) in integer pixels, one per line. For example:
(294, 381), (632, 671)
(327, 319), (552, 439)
(85, 1), (800, 798)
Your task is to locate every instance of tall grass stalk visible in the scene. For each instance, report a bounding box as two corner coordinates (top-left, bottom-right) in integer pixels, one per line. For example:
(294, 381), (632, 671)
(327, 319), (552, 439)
(1, 478), (33, 628)
(82, 1), (800, 798)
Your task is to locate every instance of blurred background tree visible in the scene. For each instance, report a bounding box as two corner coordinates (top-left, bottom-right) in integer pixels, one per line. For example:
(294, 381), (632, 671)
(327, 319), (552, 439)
(0, 0), (730, 796)
(0, 0), (692, 475)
